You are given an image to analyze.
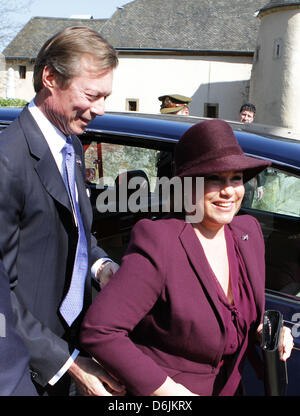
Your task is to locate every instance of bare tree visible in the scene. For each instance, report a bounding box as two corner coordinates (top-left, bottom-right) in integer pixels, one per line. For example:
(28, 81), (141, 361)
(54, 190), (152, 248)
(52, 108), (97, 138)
(0, 0), (34, 51)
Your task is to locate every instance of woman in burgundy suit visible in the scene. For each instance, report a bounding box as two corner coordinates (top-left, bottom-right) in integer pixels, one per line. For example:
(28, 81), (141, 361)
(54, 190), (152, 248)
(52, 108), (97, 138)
(80, 120), (293, 396)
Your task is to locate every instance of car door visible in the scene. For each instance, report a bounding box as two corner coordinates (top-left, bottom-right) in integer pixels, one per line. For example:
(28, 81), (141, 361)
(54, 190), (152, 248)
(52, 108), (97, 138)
(81, 128), (300, 395)
(240, 164), (300, 395)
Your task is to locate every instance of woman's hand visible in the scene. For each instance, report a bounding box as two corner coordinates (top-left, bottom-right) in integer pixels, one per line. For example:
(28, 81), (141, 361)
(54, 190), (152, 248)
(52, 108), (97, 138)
(151, 376), (198, 396)
(256, 323), (294, 361)
(278, 326), (294, 361)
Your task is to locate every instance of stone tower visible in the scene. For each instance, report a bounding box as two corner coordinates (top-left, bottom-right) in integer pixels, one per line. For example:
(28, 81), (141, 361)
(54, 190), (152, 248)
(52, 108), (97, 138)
(250, 0), (300, 131)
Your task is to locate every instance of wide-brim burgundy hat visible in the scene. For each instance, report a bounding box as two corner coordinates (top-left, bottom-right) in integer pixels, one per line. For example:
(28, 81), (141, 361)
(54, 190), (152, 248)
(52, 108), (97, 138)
(175, 119), (270, 183)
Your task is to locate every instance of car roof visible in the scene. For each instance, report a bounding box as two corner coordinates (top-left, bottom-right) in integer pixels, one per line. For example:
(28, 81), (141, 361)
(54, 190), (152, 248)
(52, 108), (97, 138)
(0, 107), (299, 170)
(90, 112), (300, 171)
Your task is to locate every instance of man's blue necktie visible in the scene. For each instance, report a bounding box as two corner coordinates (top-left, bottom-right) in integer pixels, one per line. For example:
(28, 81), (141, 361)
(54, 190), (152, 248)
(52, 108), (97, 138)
(59, 136), (88, 326)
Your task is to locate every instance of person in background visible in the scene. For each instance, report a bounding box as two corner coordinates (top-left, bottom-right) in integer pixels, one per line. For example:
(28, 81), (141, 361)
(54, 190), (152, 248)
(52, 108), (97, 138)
(156, 94), (192, 178)
(80, 119), (293, 396)
(239, 103), (264, 205)
(159, 94), (192, 116)
(0, 26), (123, 396)
(239, 103), (256, 124)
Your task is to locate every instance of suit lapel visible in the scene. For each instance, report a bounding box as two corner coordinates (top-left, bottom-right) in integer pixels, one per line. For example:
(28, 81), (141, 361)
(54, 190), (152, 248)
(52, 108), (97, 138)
(179, 222), (225, 332)
(35, 152), (72, 212)
(19, 106), (72, 212)
(228, 219), (265, 315)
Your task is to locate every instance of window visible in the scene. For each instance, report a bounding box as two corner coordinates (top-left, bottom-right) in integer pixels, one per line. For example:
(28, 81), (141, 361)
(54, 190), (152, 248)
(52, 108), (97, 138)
(126, 99), (139, 112)
(19, 66), (26, 79)
(204, 103), (219, 118)
(243, 167), (300, 217)
(81, 137), (172, 262)
(241, 167), (300, 297)
(83, 141), (159, 191)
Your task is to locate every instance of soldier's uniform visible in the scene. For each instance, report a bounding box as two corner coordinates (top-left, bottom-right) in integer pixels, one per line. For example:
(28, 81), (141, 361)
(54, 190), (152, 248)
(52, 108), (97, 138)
(158, 94), (192, 114)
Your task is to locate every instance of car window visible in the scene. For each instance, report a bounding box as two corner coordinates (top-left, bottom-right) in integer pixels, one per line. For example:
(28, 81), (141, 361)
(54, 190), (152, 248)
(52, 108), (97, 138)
(83, 140), (160, 191)
(81, 137), (173, 263)
(243, 167), (300, 217)
(241, 167), (300, 298)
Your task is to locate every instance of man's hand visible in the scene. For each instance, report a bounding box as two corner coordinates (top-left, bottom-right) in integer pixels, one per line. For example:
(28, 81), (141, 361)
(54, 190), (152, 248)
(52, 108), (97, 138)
(68, 356), (125, 396)
(96, 261), (119, 289)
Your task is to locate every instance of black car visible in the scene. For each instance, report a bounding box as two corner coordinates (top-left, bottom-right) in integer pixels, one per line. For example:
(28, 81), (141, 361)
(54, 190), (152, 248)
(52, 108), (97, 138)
(0, 108), (299, 395)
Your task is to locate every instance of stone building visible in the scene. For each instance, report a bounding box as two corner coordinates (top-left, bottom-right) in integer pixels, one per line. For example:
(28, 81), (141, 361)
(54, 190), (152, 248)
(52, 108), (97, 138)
(1, 0), (269, 121)
(1, 17), (106, 101)
(250, 0), (300, 131)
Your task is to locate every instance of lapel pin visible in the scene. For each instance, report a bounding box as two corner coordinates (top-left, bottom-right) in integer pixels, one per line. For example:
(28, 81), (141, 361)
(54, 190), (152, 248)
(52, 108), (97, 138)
(242, 234), (249, 241)
(76, 156), (82, 166)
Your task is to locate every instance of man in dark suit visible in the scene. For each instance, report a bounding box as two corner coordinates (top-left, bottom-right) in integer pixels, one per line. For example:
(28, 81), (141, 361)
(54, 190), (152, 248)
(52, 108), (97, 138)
(0, 26), (122, 396)
(0, 258), (36, 396)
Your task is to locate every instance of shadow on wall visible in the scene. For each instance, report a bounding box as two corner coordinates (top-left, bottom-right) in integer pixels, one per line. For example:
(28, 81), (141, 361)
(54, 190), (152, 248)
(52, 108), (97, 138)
(189, 79), (250, 121)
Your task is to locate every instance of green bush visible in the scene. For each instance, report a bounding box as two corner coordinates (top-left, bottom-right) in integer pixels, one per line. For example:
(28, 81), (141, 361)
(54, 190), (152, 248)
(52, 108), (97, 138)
(0, 98), (28, 107)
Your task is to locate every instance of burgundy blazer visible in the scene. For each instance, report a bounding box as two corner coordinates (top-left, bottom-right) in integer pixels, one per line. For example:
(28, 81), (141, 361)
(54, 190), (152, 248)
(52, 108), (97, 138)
(80, 214), (265, 396)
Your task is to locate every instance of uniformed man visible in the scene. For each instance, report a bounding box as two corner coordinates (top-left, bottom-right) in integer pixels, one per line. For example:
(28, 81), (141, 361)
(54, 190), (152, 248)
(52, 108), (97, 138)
(156, 94), (192, 179)
(158, 94), (192, 116)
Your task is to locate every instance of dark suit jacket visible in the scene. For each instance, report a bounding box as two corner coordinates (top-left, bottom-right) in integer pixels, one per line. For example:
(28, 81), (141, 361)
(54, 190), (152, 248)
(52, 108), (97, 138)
(0, 106), (106, 388)
(0, 259), (36, 395)
(81, 214), (265, 396)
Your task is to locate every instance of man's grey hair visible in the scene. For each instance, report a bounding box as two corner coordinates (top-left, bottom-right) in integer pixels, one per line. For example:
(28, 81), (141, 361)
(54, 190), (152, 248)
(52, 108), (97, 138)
(33, 26), (118, 92)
